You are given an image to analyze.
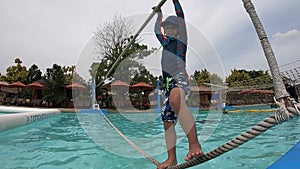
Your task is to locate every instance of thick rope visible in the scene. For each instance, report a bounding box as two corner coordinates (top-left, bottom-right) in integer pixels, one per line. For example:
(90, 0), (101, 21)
(96, 0), (167, 87)
(167, 0), (300, 167)
(94, 1), (300, 168)
(94, 0), (167, 163)
(167, 101), (300, 169)
(99, 112), (160, 166)
(98, 100), (300, 169)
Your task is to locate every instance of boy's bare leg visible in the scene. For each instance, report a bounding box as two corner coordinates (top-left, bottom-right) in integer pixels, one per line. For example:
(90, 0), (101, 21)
(157, 122), (178, 169)
(169, 87), (204, 161)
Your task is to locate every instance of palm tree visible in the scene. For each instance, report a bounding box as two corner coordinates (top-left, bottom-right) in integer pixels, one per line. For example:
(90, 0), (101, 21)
(242, 0), (289, 100)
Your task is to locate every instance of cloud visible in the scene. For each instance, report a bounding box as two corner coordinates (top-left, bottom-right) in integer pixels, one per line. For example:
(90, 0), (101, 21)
(271, 29), (300, 71)
(0, 0), (299, 82)
(273, 29), (300, 41)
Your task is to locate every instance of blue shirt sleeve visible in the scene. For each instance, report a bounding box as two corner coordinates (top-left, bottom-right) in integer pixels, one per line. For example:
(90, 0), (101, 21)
(154, 12), (168, 46)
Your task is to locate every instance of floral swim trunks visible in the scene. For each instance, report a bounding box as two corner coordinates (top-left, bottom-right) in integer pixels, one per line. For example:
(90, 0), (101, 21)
(161, 74), (190, 123)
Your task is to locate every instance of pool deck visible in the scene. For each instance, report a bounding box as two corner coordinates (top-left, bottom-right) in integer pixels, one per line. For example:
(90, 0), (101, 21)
(267, 140), (300, 169)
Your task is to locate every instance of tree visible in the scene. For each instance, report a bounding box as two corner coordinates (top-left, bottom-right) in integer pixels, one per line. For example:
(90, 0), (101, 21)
(0, 73), (5, 81)
(94, 14), (133, 60)
(194, 69), (209, 85)
(63, 65), (86, 85)
(193, 69), (223, 85)
(92, 14), (155, 86)
(226, 69), (273, 88)
(5, 58), (28, 83)
(43, 64), (68, 107)
(27, 64), (42, 83)
(210, 73), (224, 85)
(63, 65), (75, 84)
(226, 69), (251, 87)
(131, 69), (157, 86)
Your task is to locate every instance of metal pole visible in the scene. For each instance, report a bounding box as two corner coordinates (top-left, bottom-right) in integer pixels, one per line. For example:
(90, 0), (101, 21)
(156, 80), (161, 113)
(92, 77), (96, 107)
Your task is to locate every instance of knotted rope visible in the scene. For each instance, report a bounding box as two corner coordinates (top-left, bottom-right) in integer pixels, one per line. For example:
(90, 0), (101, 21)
(94, 0), (300, 168)
(166, 0), (300, 167)
(167, 99), (300, 169)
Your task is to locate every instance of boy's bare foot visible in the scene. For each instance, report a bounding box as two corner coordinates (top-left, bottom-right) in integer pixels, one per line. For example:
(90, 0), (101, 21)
(185, 145), (204, 161)
(157, 159), (177, 169)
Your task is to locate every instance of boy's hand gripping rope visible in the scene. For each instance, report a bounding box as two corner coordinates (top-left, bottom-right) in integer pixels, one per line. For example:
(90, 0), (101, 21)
(96, 0), (167, 87)
(96, 0), (300, 168)
(95, 0), (168, 166)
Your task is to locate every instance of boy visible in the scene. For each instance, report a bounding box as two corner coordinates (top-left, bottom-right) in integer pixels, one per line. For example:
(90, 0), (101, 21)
(153, 0), (204, 168)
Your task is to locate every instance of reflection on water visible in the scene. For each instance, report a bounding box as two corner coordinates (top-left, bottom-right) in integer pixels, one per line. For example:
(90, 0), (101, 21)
(0, 111), (299, 169)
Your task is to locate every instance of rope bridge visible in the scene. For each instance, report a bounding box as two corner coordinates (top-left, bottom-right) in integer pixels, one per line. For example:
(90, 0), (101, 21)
(95, 0), (300, 168)
(98, 97), (300, 168)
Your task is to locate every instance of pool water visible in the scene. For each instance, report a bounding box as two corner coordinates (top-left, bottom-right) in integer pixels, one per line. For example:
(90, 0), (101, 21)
(0, 111), (299, 169)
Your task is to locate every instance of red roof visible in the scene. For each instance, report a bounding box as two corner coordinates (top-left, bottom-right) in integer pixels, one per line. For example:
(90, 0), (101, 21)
(0, 81), (9, 86)
(131, 82), (153, 89)
(9, 81), (26, 88)
(110, 80), (130, 87)
(65, 83), (86, 90)
(27, 82), (45, 89)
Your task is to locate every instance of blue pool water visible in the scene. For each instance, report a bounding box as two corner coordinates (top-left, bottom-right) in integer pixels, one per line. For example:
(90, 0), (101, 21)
(0, 111), (299, 169)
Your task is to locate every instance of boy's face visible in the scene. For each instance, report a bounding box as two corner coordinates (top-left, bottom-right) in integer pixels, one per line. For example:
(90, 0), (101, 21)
(164, 24), (179, 37)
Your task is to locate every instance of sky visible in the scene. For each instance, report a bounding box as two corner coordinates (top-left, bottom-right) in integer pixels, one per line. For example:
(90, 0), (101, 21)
(1, 0), (300, 81)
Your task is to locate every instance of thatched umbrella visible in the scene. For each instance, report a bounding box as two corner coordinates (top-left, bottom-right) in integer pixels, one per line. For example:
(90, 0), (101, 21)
(27, 82), (45, 89)
(131, 82), (153, 90)
(110, 80), (130, 87)
(65, 83), (86, 90)
(8, 81), (27, 104)
(9, 81), (26, 88)
(110, 80), (130, 108)
(0, 81), (9, 92)
(27, 82), (45, 101)
(0, 81), (9, 87)
(130, 82), (153, 109)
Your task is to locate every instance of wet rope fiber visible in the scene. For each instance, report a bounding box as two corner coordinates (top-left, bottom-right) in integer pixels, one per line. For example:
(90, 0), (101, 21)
(167, 101), (300, 169)
(95, 0), (300, 168)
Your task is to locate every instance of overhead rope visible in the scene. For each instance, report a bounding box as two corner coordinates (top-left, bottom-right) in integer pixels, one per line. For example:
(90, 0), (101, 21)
(166, 0), (300, 168)
(96, 0), (168, 87)
(99, 112), (160, 166)
(94, 0), (168, 166)
(95, 0), (300, 168)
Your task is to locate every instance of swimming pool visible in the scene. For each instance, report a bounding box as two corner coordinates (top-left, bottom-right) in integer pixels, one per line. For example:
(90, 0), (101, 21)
(0, 110), (299, 169)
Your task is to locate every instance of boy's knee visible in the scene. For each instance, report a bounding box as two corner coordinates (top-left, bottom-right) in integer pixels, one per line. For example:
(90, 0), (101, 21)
(169, 88), (185, 110)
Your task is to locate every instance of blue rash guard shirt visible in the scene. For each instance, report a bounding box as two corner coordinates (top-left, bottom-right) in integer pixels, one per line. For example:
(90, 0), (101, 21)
(154, 0), (190, 122)
(154, 0), (188, 86)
